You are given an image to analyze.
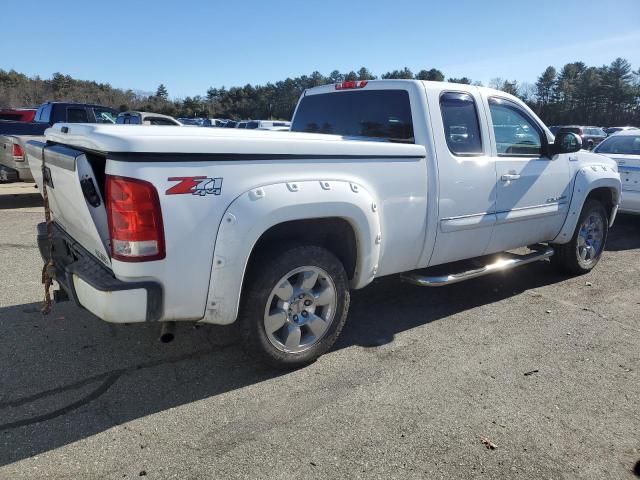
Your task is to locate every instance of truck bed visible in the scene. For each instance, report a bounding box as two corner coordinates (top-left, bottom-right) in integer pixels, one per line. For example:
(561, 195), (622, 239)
(0, 120), (48, 136)
(42, 123), (425, 157)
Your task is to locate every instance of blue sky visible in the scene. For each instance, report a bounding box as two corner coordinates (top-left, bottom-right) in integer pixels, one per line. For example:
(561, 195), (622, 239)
(3, 0), (639, 98)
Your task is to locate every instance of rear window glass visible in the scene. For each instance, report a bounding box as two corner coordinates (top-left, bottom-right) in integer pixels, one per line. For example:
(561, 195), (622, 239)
(246, 121), (259, 129)
(67, 108), (89, 123)
(147, 118), (176, 125)
(117, 115), (140, 124)
(594, 135), (640, 155)
(291, 89), (414, 143)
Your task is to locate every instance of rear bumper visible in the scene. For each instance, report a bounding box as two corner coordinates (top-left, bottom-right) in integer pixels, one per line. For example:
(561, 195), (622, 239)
(37, 222), (163, 322)
(0, 162), (33, 181)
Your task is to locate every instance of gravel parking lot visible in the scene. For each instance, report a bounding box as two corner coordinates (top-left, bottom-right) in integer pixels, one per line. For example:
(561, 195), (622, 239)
(0, 183), (638, 479)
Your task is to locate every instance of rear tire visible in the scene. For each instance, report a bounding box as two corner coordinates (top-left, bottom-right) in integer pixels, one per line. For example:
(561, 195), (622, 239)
(239, 245), (350, 369)
(551, 199), (608, 275)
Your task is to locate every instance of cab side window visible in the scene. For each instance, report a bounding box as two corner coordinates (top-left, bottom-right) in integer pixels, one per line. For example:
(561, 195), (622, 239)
(488, 98), (542, 156)
(439, 92), (483, 155)
(37, 104), (52, 123)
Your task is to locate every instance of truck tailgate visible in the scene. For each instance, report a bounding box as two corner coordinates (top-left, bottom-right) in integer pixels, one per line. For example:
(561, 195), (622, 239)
(25, 140), (111, 266)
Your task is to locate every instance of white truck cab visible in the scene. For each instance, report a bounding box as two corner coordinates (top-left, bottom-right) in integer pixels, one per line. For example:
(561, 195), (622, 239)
(26, 80), (621, 368)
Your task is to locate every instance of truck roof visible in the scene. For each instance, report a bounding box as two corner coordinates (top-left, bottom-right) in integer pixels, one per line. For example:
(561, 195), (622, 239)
(39, 101), (117, 108)
(44, 123), (425, 158)
(303, 79), (511, 98)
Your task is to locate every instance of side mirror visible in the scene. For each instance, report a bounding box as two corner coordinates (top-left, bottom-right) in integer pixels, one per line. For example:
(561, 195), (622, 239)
(551, 132), (582, 155)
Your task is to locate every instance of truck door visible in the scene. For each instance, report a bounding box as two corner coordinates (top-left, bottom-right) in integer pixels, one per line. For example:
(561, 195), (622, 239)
(484, 96), (571, 253)
(425, 88), (498, 266)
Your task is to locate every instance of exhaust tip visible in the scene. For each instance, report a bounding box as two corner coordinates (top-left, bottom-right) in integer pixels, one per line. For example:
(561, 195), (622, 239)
(159, 322), (176, 343)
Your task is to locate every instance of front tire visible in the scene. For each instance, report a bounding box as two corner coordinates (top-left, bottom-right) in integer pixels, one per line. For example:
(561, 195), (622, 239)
(239, 245), (350, 369)
(551, 199), (608, 275)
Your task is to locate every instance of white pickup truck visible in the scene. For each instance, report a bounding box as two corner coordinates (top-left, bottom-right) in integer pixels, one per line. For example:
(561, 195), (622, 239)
(26, 80), (621, 368)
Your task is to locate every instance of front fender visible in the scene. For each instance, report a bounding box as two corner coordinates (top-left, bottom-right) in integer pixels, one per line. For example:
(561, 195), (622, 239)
(552, 165), (621, 244)
(201, 180), (381, 325)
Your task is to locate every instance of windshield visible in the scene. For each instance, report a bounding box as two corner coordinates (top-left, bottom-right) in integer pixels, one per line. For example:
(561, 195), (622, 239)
(291, 89), (414, 143)
(594, 135), (640, 155)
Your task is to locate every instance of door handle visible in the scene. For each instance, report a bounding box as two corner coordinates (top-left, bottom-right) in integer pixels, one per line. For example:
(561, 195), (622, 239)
(501, 173), (521, 181)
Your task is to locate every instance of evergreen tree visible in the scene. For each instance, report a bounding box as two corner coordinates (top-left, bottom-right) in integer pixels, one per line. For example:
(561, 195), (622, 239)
(535, 66), (556, 105)
(416, 68), (445, 81)
(447, 77), (472, 84)
(357, 67), (376, 80)
(155, 84), (169, 100)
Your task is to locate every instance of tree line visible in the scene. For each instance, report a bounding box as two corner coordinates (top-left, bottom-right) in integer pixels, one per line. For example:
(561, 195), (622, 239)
(0, 58), (638, 126)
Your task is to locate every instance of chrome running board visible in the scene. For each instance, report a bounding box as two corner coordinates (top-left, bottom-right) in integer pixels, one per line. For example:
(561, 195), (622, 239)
(401, 244), (554, 287)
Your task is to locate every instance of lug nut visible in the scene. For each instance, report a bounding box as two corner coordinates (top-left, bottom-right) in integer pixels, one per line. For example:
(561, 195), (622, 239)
(301, 311), (308, 318)
(293, 315), (298, 322)
(304, 300), (312, 306)
(299, 294), (304, 299)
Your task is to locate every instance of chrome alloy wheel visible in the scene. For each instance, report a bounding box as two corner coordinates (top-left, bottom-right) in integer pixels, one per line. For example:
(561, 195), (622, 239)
(576, 212), (605, 266)
(263, 266), (337, 353)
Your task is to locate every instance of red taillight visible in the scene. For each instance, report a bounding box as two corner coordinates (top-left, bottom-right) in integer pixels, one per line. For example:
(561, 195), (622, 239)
(106, 175), (165, 262)
(335, 80), (368, 90)
(12, 144), (25, 162)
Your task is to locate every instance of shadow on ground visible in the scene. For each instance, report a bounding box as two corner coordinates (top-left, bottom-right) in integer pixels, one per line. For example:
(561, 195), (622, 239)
(0, 192), (42, 210)
(0, 218), (633, 466)
(605, 213), (640, 251)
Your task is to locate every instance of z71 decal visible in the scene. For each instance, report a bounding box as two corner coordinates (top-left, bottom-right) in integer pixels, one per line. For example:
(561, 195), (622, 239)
(166, 176), (223, 196)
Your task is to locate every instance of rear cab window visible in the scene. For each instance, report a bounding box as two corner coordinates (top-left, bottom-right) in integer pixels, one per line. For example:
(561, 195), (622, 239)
(66, 107), (89, 123)
(291, 89), (414, 143)
(147, 117), (176, 126)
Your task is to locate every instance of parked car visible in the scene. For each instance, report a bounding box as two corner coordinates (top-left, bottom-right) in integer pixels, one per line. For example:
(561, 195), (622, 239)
(223, 120), (238, 128)
(116, 111), (182, 126)
(0, 136), (28, 182)
(177, 118), (201, 126)
(26, 79), (620, 368)
(0, 102), (117, 135)
(0, 102), (118, 182)
(243, 120), (292, 131)
(556, 126), (607, 150)
(604, 126), (639, 136)
(594, 130), (640, 214)
(0, 108), (37, 122)
(236, 121), (248, 129)
(202, 118), (227, 127)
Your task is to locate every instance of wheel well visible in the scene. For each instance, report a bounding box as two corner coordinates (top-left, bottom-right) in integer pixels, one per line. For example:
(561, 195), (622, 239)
(248, 218), (358, 280)
(586, 187), (615, 219)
